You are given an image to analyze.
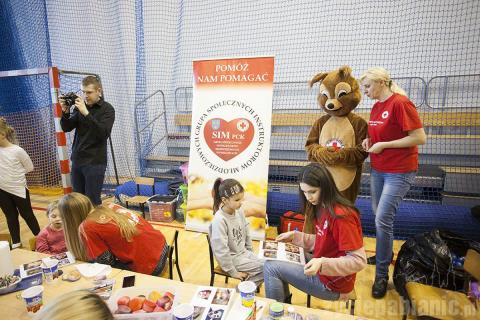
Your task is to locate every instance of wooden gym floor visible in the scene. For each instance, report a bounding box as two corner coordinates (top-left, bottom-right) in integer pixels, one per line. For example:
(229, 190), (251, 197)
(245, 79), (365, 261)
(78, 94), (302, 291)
(0, 192), (412, 319)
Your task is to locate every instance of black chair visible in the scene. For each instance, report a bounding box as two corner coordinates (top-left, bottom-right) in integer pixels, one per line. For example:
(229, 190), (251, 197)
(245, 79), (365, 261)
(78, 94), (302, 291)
(167, 230), (183, 281)
(206, 234), (260, 292)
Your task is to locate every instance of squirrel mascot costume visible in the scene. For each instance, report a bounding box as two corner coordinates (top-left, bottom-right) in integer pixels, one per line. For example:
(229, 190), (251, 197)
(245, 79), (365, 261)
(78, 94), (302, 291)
(304, 66), (368, 232)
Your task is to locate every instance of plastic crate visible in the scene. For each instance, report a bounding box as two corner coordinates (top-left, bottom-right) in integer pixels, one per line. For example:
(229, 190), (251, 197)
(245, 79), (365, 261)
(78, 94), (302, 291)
(146, 195), (176, 222)
(107, 286), (177, 319)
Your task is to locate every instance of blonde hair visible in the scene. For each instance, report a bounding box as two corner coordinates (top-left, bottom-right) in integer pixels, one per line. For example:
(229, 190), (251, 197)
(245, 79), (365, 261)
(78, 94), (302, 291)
(87, 206), (138, 241)
(359, 67), (407, 96)
(0, 117), (18, 144)
(58, 193), (93, 261)
(58, 192), (138, 262)
(33, 289), (113, 320)
(46, 200), (59, 218)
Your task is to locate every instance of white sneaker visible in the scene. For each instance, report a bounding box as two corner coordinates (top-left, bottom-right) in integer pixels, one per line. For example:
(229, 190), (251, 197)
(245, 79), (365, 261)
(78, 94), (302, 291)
(11, 242), (21, 249)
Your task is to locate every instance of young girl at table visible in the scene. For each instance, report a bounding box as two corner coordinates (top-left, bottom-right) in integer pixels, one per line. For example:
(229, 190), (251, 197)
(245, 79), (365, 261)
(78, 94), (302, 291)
(209, 178), (264, 287)
(59, 192), (169, 276)
(0, 117), (40, 249)
(263, 163), (367, 302)
(35, 200), (67, 254)
(34, 289), (113, 320)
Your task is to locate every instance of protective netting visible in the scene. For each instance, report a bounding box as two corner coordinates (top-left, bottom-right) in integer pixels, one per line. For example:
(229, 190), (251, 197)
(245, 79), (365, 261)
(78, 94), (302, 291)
(0, 74), (59, 192)
(1, 1), (479, 238)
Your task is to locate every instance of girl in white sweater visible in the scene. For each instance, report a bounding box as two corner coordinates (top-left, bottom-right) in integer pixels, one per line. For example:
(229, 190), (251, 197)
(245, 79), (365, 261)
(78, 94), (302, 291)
(0, 118), (40, 248)
(209, 178), (264, 287)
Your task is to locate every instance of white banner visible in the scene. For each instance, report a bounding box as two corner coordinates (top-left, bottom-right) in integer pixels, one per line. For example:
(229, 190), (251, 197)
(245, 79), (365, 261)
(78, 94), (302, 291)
(186, 56), (275, 240)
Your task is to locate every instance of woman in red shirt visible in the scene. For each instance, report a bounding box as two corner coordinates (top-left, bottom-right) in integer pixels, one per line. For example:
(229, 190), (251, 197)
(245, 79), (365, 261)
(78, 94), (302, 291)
(360, 67), (426, 299)
(264, 163), (366, 303)
(58, 192), (168, 276)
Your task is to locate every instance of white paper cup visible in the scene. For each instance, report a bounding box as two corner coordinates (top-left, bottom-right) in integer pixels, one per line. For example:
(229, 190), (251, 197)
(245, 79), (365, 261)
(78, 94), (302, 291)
(238, 280), (256, 308)
(41, 258), (59, 283)
(173, 303), (194, 320)
(21, 285), (44, 314)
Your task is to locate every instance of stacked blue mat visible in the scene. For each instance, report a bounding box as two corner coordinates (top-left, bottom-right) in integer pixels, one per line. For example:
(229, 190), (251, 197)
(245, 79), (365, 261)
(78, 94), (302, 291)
(266, 192), (480, 242)
(115, 182), (480, 241)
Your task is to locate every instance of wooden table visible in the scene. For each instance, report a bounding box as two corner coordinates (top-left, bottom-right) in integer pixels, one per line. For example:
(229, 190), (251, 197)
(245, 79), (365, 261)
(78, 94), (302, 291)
(3, 249), (365, 319)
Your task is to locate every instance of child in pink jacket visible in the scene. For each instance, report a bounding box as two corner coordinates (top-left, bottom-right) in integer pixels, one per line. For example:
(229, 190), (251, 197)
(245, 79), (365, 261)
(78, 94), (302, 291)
(36, 200), (67, 254)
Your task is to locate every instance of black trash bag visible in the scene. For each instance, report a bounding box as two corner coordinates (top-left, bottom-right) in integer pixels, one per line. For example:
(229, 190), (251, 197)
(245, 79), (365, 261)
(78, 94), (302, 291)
(393, 229), (480, 298)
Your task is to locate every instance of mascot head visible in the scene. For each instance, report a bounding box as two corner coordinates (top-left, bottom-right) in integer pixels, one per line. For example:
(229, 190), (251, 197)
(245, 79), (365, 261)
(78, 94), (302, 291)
(309, 66), (361, 117)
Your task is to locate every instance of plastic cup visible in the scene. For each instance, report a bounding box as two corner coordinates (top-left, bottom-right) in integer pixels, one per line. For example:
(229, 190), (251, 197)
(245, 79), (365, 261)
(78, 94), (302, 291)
(41, 258), (59, 283)
(238, 280), (256, 308)
(173, 303), (194, 320)
(21, 285), (44, 314)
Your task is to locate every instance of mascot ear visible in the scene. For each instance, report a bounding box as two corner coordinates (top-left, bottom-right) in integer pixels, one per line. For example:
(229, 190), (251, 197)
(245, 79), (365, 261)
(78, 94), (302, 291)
(338, 65), (353, 78)
(309, 72), (329, 88)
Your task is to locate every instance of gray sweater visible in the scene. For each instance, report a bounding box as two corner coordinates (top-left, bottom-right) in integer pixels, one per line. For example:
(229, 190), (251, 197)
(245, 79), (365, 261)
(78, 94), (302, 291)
(209, 208), (253, 278)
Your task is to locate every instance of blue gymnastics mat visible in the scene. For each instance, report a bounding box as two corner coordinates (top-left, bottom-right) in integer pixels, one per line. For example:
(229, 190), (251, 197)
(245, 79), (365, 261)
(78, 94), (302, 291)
(266, 192), (480, 241)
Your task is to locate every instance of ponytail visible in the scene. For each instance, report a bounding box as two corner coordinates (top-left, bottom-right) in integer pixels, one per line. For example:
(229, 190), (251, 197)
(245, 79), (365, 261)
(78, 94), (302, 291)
(389, 80), (407, 96)
(212, 178), (223, 212)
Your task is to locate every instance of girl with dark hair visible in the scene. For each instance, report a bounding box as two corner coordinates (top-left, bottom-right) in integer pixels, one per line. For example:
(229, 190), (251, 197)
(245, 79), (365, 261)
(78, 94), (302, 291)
(264, 163), (366, 302)
(209, 178), (264, 287)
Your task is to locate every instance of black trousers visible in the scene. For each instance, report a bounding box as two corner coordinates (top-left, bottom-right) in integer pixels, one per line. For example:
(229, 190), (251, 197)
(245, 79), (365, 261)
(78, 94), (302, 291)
(71, 163), (107, 206)
(0, 188), (40, 244)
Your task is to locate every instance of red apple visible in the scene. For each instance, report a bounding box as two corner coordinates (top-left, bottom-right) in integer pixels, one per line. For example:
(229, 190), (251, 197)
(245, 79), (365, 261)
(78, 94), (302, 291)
(164, 300), (173, 311)
(133, 309), (146, 313)
(164, 292), (174, 300)
(115, 305), (131, 314)
(155, 296), (169, 307)
(128, 296), (145, 312)
(142, 299), (156, 313)
(153, 305), (166, 312)
(117, 296), (130, 306)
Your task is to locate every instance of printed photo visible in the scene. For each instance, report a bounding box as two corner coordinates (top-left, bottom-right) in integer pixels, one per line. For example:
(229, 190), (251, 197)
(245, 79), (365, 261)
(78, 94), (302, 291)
(88, 280), (115, 300)
(23, 260), (42, 271)
(50, 252), (73, 267)
(263, 241), (278, 250)
(263, 250), (277, 258)
(285, 243), (300, 254)
(26, 267), (42, 276)
(197, 289), (212, 300)
(211, 288), (231, 305)
(193, 306), (206, 320)
(205, 307), (225, 320)
(286, 252), (301, 263)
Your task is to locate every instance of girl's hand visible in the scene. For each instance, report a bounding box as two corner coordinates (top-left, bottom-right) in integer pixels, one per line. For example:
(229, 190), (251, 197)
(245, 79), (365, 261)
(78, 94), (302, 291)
(361, 138), (371, 151)
(368, 142), (386, 154)
(237, 272), (248, 280)
(304, 258), (323, 276)
(275, 231), (295, 243)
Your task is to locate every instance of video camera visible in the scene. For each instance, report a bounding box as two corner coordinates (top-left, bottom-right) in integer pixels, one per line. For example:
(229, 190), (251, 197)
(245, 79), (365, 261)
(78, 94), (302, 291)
(60, 92), (79, 108)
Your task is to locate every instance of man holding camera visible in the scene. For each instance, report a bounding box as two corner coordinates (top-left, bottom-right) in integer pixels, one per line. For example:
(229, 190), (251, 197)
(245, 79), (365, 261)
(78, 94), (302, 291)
(60, 75), (115, 205)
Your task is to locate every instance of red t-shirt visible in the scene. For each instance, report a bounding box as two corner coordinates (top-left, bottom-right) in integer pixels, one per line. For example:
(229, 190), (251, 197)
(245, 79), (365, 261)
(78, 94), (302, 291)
(368, 93), (423, 173)
(80, 204), (166, 275)
(313, 205), (363, 293)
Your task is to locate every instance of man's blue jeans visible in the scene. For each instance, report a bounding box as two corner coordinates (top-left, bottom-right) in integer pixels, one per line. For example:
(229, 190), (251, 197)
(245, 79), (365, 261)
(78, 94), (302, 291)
(371, 169), (416, 279)
(71, 163), (107, 205)
(264, 260), (339, 302)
